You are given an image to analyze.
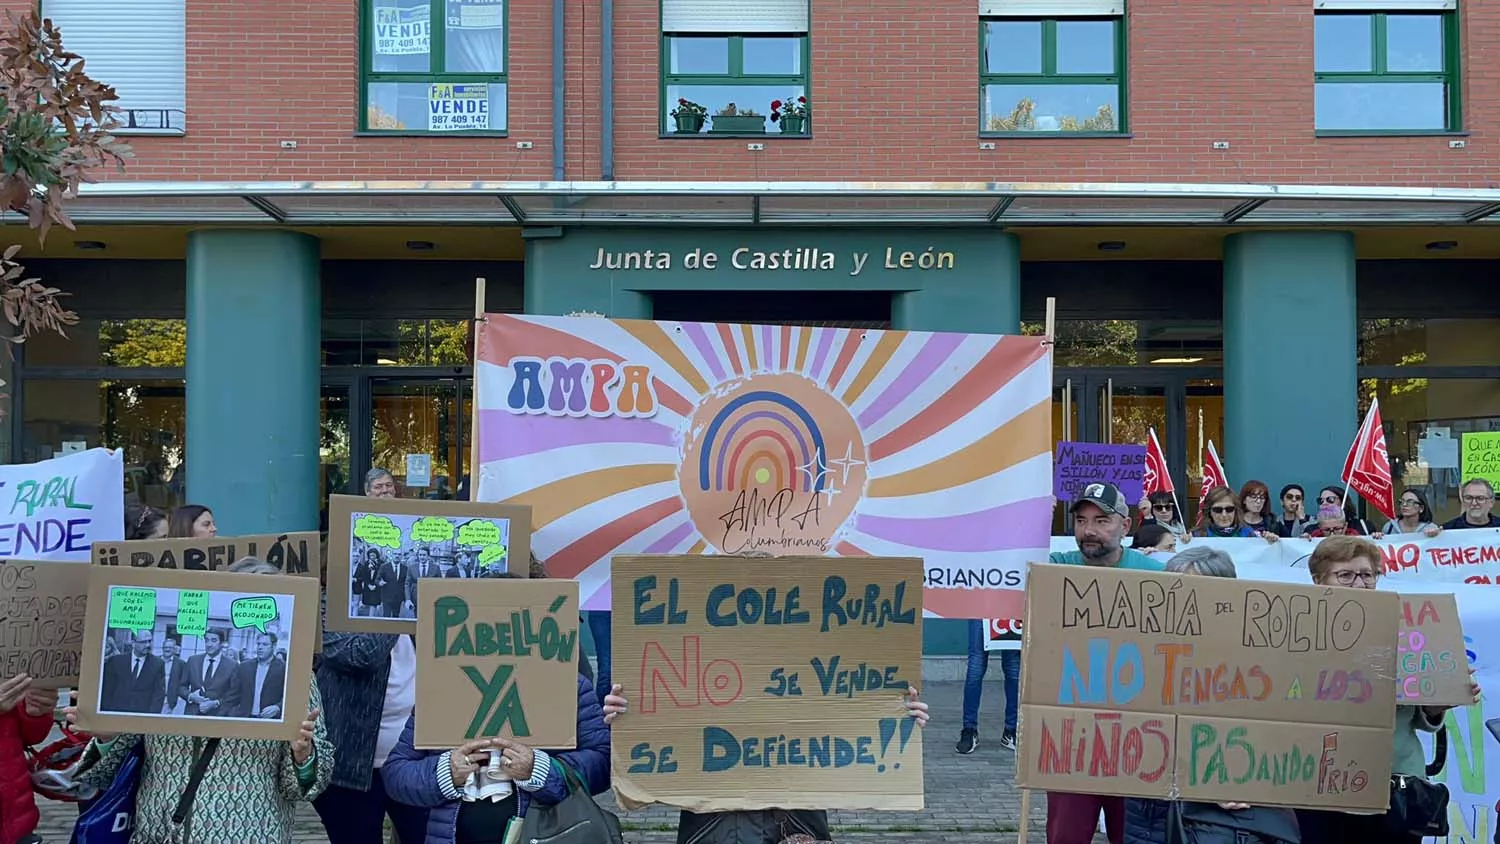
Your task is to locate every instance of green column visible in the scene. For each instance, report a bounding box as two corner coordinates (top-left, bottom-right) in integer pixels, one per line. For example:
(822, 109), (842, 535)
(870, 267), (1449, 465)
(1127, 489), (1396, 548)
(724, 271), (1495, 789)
(523, 229), (652, 317)
(891, 231), (1021, 657)
(891, 232), (1021, 335)
(186, 230), (321, 535)
(1224, 231), (1357, 494)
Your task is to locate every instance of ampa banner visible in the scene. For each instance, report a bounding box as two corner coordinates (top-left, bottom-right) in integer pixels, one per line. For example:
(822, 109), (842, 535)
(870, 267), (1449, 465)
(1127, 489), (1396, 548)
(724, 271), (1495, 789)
(0, 448), (123, 561)
(473, 315), (1052, 619)
(1030, 528), (1500, 842)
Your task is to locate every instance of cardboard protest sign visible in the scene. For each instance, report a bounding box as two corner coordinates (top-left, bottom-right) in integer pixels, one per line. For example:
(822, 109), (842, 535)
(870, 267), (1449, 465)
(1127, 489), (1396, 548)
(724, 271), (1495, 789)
(76, 567), (318, 741)
(91, 532), (320, 578)
(0, 449), (123, 561)
(414, 578), (580, 749)
(1054, 442), (1147, 503)
(1396, 593), (1471, 706)
(0, 559), (89, 687)
(1463, 432), (1500, 489)
(326, 495), (533, 633)
(1018, 563), (1398, 811)
(611, 555), (924, 813)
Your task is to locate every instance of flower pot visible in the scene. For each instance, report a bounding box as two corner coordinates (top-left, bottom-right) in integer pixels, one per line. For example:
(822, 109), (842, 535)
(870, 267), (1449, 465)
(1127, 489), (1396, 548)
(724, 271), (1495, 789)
(672, 113), (705, 134)
(778, 115), (806, 135)
(709, 114), (766, 134)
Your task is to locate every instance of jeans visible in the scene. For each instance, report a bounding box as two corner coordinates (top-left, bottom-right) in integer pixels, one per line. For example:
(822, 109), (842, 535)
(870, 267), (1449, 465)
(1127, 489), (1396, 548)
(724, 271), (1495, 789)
(587, 610), (613, 707)
(960, 620), (1021, 731)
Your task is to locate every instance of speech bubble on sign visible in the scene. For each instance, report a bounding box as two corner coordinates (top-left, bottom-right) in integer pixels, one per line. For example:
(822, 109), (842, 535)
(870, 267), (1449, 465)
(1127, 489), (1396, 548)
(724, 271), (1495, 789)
(353, 514), (403, 549)
(457, 518), (501, 547)
(176, 590), (210, 637)
(230, 596), (279, 634)
(411, 516), (456, 544)
(478, 543), (508, 566)
(107, 587), (157, 633)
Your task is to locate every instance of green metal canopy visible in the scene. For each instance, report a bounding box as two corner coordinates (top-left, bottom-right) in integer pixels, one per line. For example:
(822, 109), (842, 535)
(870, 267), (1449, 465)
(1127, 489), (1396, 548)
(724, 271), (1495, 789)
(28, 180), (1500, 226)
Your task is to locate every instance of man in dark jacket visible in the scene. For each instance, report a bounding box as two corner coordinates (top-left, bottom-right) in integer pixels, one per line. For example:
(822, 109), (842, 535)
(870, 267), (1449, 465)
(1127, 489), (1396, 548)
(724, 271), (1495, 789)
(99, 630), (165, 714)
(229, 631), (287, 719)
(159, 635), (189, 714)
(1444, 478), (1499, 529)
(184, 628), (235, 716)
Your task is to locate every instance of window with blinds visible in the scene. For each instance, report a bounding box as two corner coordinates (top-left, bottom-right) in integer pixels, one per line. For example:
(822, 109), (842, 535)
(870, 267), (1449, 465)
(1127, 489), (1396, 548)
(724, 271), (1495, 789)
(980, 1), (1126, 135)
(40, 0), (186, 134)
(1313, 0), (1459, 132)
(661, 1), (811, 138)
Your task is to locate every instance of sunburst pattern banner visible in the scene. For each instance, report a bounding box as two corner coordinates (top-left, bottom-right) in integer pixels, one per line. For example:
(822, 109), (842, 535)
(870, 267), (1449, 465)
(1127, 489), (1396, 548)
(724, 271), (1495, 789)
(474, 315), (1051, 619)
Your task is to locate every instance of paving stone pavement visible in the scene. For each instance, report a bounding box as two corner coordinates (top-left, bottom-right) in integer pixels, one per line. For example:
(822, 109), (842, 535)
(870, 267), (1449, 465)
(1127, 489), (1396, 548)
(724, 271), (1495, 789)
(35, 680), (1104, 843)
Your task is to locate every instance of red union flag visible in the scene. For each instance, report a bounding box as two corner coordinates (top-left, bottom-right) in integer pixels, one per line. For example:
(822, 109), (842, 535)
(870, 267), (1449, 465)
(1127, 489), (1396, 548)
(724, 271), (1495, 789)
(1200, 440), (1230, 506)
(1143, 427), (1173, 494)
(1343, 399), (1397, 523)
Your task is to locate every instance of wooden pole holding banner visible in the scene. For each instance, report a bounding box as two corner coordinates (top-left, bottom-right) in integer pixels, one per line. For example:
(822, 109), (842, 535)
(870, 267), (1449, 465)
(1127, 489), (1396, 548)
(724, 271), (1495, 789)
(468, 278), (486, 499)
(1017, 297), (1057, 844)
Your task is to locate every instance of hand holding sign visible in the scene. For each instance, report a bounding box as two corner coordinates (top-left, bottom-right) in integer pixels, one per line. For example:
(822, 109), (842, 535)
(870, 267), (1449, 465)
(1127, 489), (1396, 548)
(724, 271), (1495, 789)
(0, 674), (30, 712)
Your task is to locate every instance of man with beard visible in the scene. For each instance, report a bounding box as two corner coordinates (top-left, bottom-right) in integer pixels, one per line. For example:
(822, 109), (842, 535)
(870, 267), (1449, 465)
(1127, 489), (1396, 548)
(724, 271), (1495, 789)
(1045, 482), (1166, 844)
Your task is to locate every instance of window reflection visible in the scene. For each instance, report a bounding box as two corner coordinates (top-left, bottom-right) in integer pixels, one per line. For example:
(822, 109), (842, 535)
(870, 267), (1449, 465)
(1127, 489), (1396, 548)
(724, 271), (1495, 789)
(1315, 82), (1445, 131)
(984, 21), (1042, 74)
(742, 37), (800, 74)
(1314, 14), (1372, 72)
(1359, 318), (1500, 367)
(669, 37), (729, 74)
(1360, 379), (1500, 525)
(26, 319), (187, 368)
(1386, 14), (1443, 72)
(22, 379), (186, 508)
(984, 84), (1118, 132)
(1055, 21), (1114, 74)
(323, 318), (472, 366)
(1021, 320), (1224, 367)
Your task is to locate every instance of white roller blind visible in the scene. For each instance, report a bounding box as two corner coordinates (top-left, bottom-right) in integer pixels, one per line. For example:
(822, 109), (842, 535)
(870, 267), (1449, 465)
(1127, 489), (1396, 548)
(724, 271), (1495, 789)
(1315, 0), (1455, 9)
(663, 0), (809, 33)
(981, 0), (1124, 14)
(41, 0), (186, 132)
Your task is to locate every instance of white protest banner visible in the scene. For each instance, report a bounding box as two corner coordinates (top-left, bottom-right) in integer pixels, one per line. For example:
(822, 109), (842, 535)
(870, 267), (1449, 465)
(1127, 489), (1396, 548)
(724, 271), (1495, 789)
(0, 449), (123, 561)
(376, 6), (430, 55)
(1017, 528), (1500, 841)
(429, 83), (489, 131)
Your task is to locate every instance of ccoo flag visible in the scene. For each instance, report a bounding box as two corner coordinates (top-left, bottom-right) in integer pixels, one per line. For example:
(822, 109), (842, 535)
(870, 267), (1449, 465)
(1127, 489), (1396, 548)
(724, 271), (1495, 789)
(1342, 398), (1397, 523)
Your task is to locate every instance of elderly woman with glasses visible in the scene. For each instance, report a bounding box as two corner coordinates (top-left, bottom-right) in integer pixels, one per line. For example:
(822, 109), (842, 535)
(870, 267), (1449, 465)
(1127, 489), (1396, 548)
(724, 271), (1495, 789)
(1312, 485), (1367, 534)
(1295, 536), (1480, 842)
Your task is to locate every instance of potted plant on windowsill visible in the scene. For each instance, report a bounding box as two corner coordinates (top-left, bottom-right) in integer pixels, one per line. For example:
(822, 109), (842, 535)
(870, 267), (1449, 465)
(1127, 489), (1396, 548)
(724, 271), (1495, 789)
(770, 95), (808, 135)
(670, 97), (707, 134)
(709, 103), (766, 134)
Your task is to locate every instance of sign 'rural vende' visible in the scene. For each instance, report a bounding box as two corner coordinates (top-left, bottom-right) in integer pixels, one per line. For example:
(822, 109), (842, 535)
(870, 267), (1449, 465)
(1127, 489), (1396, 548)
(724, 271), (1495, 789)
(610, 555), (924, 813)
(1018, 563), (1398, 811)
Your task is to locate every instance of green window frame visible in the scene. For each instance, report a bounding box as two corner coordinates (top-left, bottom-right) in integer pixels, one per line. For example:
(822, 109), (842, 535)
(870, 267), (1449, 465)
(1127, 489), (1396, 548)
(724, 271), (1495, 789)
(359, 0), (509, 135)
(661, 34), (811, 137)
(979, 17), (1127, 136)
(1313, 11), (1460, 135)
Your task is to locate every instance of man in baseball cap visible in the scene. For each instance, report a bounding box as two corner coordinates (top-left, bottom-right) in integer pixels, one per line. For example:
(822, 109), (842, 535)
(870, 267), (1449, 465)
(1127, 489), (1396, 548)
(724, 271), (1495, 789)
(1044, 482), (1166, 844)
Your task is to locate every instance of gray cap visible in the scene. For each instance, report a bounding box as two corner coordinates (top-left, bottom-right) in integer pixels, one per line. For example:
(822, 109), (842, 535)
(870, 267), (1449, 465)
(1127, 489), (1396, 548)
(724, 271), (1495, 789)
(1070, 482), (1130, 518)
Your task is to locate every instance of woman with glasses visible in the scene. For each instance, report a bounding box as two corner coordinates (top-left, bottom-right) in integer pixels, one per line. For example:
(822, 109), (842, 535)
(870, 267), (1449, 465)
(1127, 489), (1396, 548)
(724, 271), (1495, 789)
(1295, 536), (1480, 843)
(1236, 480), (1279, 539)
(1313, 485), (1367, 534)
(1192, 487), (1279, 543)
(1136, 491), (1191, 544)
(1374, 489), (1442, 538)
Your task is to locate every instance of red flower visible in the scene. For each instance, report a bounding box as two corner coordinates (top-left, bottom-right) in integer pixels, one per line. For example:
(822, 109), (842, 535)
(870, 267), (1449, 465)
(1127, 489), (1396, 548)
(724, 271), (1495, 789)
(797, 96), (806, 103)
(771, 99), (782, 110)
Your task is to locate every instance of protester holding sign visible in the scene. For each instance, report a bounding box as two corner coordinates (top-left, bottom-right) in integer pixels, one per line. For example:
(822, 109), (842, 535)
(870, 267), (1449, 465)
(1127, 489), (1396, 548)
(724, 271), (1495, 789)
(1295, 536), (1481, 843)
(65, 557), (332, 844)
(382, 570), (611, 844)
(600, 685), (929, 844)
(1136, 491), (1190, 543)
(1121, 548), (1301, 844)
(1192, 487), (1278, 543)
(1376, 489), (1442, 538)
(0, 673), (55, 844)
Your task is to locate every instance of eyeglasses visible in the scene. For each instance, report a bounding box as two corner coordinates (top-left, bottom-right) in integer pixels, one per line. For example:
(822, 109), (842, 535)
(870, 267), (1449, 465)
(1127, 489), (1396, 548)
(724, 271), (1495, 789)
(1331, 570), (1377, 586)
(1210, 506), (1237, 515)
(1284, 493), (1303, 501)
(1245, 494), (1266, 501)
(1400, 499), (1421, 507)
(1153, 505), (1175, 512)
(1463, 495), (1495, 505)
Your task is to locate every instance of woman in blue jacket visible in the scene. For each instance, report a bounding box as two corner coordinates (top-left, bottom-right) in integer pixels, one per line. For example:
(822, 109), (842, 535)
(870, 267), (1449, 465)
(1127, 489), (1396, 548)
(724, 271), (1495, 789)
(382, 671), (610, 844)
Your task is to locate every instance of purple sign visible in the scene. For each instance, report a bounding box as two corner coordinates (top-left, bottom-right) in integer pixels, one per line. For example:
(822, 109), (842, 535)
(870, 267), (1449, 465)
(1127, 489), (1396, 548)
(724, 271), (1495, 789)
(1054, 441), (1147, 503)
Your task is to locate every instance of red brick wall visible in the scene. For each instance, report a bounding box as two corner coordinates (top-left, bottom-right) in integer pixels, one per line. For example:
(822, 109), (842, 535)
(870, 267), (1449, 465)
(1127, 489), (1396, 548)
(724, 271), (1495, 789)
(17, 0), (1500, 187)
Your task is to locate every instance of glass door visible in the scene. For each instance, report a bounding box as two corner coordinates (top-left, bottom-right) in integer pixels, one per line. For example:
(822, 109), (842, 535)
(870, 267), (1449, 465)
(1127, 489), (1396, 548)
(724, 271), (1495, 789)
(368, 378), (467, 500)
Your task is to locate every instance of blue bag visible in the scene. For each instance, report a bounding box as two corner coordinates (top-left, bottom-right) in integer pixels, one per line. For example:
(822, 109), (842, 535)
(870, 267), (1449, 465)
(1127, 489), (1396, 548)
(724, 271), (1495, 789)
(69, 741), (144, 844)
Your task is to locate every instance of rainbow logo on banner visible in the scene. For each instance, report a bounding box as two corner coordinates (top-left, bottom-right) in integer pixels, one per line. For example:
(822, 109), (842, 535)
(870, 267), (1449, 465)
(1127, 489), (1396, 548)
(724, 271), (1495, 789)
(474, 315), (1052, 619)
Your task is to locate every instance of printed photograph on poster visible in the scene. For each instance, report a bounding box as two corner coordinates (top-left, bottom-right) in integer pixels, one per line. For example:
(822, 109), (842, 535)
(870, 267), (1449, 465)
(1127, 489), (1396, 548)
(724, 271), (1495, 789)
(428, 83), (489, 131)
(325, 494), (532, 633)
(76, 567), (318, 741)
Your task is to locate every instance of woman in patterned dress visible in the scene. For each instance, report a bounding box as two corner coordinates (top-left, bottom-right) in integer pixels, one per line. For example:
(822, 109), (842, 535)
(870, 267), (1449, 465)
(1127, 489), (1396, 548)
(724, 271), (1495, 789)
(67, 557), (334, 843)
